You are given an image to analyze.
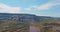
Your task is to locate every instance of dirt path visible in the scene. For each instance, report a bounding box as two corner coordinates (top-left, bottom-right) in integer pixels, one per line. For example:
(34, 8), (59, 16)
(29, 26), (40, 32)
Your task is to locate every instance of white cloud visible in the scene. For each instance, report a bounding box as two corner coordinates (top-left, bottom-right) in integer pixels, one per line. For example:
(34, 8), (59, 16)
(24, 3), (53, 11)
(35, 3), (60, 10)
(24, 0), (60, 11)
(0, 3), (20, 13)
(24, 7), (31, 11)
(36, 3), (53, 10)
(36, 0), (60, 10)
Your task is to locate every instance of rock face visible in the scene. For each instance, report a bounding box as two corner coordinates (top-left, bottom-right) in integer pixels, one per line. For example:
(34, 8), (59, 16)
(0, 13), (59, 22)
(0, 13), (36, 21)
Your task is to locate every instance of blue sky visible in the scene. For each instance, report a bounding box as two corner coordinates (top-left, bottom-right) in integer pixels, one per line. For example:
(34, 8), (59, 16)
(0, 0), (60, 17)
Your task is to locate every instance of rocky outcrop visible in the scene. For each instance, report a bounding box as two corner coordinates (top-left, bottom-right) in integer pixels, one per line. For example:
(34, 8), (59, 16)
(0, 13), (59, 22)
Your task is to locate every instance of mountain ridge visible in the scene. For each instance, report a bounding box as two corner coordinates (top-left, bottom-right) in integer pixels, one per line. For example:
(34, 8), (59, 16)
(0, 13), (60, 22)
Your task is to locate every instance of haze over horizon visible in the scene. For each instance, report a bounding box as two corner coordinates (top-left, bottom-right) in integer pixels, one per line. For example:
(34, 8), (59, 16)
(0, 0), (60, 17)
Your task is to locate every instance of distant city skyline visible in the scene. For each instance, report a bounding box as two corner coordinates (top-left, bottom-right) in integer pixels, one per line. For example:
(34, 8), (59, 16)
(0, 0), (60, 17)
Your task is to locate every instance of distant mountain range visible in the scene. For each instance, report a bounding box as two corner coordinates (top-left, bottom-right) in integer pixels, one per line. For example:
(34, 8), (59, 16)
(0, 13), (60, 22)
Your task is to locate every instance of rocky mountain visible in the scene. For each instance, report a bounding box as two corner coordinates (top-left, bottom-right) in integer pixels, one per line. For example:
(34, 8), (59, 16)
(0, 13), (59, 22)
